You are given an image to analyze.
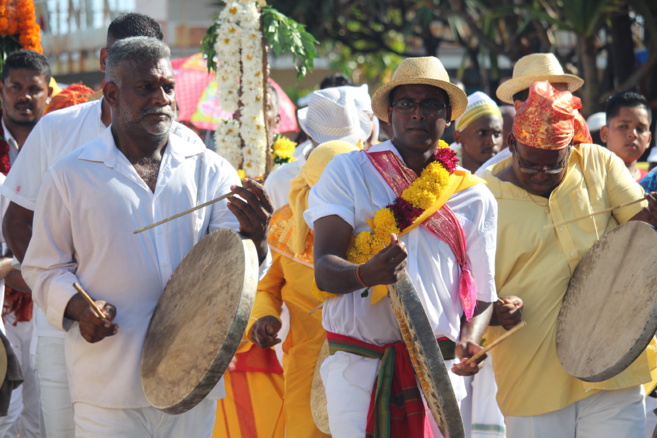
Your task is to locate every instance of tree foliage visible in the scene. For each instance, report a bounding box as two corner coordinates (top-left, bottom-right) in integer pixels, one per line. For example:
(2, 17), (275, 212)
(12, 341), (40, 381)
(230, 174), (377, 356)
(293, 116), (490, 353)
(270, 0), (657, 116)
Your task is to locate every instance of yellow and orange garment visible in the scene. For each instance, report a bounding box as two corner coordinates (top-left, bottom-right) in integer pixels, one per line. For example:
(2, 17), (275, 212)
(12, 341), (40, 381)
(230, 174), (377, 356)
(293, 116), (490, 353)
(242, 205), (330, 438)
(213, 341), (285, 438)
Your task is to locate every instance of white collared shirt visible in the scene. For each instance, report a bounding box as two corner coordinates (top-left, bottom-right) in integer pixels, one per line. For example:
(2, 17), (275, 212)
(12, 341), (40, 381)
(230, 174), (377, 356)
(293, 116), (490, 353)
(305, 140), (498, 345)
(22, 127), (265, 408)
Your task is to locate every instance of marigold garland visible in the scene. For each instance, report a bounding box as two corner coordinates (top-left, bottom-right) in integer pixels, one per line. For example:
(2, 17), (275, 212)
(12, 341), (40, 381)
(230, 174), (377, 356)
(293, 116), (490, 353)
(323, 140), (457, 301)
(0, 0), (42, 53)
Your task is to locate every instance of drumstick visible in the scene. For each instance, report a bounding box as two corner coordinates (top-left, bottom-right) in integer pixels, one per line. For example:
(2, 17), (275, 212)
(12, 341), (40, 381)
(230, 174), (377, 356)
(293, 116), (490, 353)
(72, 283), (108, 321)
(133, 193), (231, 234)
(544, 196), (647, 230)
(309, 302), (324, 315)
(464, 321), (526, 365)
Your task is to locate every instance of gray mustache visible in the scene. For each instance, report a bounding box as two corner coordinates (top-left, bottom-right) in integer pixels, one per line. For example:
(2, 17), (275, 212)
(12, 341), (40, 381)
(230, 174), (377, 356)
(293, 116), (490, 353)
(142, 106), (176, 118)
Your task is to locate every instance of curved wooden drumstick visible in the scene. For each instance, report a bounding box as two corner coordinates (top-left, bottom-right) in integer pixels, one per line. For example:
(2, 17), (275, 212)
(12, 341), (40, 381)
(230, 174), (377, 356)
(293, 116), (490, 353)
(465, 321), (526, 365)
(133, 193), (231, 234)
(544, 196), (647, 230)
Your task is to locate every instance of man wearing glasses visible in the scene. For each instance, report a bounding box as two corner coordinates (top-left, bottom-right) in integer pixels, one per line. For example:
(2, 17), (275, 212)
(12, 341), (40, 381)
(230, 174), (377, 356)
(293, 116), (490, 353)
(306, 57), (498, 436)
(482, 81), (657, 437)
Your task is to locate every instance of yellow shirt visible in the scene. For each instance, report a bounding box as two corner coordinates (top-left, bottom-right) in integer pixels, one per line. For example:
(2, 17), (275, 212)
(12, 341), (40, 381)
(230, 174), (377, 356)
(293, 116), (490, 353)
(483, 143), (655, 417)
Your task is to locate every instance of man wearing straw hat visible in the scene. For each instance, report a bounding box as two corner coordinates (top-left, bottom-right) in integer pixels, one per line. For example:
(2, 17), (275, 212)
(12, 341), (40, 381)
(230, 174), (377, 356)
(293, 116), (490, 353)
(306, 57), (498, 437)
(21, 37), (273, 436)
(476, 53), (584, 175)
(483, 81), (657, 437)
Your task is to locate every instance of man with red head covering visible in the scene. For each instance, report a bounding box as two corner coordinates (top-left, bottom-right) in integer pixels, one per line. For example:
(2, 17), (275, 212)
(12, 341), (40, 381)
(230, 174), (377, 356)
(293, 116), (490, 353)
(482, 81), (657, 437)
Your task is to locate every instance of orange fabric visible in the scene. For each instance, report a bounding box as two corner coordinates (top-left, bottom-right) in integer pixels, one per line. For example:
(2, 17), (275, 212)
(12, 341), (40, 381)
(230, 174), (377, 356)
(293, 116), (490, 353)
(513, 81), (592, 150)
(246, 208), (330, 438)
(213, 344), (285, 438)
(233, 343), (283, 374)
(267, 205), (314, 267)
(45, 84), (96, 114)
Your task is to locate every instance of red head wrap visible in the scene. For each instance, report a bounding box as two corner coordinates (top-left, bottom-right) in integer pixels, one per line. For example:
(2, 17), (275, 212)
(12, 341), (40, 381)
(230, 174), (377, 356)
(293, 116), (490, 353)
(512, 81), (591, 150)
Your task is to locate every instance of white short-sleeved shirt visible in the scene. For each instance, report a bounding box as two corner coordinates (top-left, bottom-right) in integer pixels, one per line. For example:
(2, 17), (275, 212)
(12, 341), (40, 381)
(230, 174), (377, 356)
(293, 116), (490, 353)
(22, 128), (252, 408)
(264, 159), (304, 211)
(305, 140), (498, 345)
(2, 99), (207, 339)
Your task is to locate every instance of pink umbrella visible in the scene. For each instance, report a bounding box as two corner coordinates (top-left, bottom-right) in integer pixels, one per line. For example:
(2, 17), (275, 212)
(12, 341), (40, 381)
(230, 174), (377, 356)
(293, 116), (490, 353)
(172, 53), (298, 133)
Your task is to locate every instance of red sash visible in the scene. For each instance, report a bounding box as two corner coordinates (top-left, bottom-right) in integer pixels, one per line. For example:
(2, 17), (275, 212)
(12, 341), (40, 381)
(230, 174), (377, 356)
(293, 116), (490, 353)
(366, 150), (478, 320)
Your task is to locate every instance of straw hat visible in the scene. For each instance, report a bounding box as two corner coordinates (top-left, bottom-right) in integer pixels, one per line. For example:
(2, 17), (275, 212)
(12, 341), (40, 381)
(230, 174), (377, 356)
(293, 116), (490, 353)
(372, 57), (467, 123)
(496, 53), (583, 104)
(298, 87), (372, 145)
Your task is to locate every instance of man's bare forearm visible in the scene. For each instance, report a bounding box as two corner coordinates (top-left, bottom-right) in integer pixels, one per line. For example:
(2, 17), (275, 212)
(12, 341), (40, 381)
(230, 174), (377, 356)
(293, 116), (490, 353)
(460, 301), (493, 344)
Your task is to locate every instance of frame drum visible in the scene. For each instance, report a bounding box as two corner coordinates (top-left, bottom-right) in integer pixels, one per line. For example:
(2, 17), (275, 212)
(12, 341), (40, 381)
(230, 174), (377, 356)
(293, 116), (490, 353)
(557, 221), (657, 382)
(141, 228), (258, 414)
(388, 273), (465, 438)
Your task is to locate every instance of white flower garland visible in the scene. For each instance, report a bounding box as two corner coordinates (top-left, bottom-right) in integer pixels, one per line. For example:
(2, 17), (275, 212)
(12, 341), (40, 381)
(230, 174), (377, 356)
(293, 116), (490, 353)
(213, 0), (268, 178)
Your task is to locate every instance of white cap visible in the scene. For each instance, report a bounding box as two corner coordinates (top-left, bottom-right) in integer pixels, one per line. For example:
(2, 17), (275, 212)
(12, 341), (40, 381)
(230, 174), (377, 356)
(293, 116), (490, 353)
(298, 86), (372, 145)
(586, 112), (606, 132)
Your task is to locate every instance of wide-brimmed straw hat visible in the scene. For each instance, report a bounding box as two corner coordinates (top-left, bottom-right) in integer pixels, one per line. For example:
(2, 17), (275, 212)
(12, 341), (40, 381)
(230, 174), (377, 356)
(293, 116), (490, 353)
(372, 57), (467, 123)
(496, 53), (584, 104)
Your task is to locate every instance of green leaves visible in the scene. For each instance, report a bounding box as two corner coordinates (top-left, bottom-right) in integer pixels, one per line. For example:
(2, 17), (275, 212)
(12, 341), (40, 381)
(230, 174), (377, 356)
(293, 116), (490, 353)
(200, 20), (221, 73)
(199, 2), (318, 80)
(262, 5), (318, 79)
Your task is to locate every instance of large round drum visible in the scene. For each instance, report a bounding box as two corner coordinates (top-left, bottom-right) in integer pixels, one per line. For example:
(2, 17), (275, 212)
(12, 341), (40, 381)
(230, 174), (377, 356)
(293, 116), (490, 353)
(388, 273), (465, 438)
(557, 221), (657, 382)
(141, 228), (258, 414)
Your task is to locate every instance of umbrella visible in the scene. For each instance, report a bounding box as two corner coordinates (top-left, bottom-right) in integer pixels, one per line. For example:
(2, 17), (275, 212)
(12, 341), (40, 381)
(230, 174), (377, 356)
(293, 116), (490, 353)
(172, 53), (299, 133)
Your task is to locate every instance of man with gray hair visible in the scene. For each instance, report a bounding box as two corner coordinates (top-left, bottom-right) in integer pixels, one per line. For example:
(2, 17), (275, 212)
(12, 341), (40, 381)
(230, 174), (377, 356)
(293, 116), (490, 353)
(22, 36), (273, 436)
(1, 13), (197, 437)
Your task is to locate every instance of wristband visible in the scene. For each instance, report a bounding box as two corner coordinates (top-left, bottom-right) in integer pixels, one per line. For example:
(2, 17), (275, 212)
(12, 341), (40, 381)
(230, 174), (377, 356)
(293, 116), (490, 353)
(355, 264), (370, 288)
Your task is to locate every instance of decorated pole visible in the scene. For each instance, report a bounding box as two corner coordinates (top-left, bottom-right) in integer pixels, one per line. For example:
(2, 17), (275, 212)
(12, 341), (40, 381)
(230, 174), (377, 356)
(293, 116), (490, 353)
(202, 1), (318, 180)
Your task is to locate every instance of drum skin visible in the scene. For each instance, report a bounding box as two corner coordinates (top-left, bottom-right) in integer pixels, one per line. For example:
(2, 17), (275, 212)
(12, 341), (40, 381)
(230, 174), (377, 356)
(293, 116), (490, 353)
(557, 221), (657, 382)
(141, 228), (258, 414)
(388, 273), (465, 438)
(310, 340), (330, 434)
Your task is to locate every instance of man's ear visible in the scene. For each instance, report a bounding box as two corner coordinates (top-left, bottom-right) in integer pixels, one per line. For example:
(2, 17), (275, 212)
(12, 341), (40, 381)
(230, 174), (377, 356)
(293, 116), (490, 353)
(600, 126), (609, 143)
(453, 129), (461, 144)
(103, 81), (118, 107)
(507, 133), (516, 153)
(99, 48), (109, 73)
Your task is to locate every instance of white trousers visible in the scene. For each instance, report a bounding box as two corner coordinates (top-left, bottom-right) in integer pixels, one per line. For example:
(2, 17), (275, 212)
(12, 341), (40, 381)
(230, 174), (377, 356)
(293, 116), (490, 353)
(2, 316), (41, 438)
(505, 386), (646, 438)
(73, 399), (216, 438)
(35, 336), (74, 438)
(321, 351), (464, 438)
(0, 376), (22, 438)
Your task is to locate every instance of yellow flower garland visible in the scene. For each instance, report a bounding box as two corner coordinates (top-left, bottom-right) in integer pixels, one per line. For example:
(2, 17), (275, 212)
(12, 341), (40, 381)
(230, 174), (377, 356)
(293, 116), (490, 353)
(313, 140), (454, 303)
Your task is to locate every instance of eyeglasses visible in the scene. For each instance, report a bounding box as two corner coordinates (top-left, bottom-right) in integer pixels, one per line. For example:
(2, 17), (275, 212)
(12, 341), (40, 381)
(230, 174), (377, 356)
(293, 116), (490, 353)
(391, 99), (449, 116)
(517, 152), (570, 175)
